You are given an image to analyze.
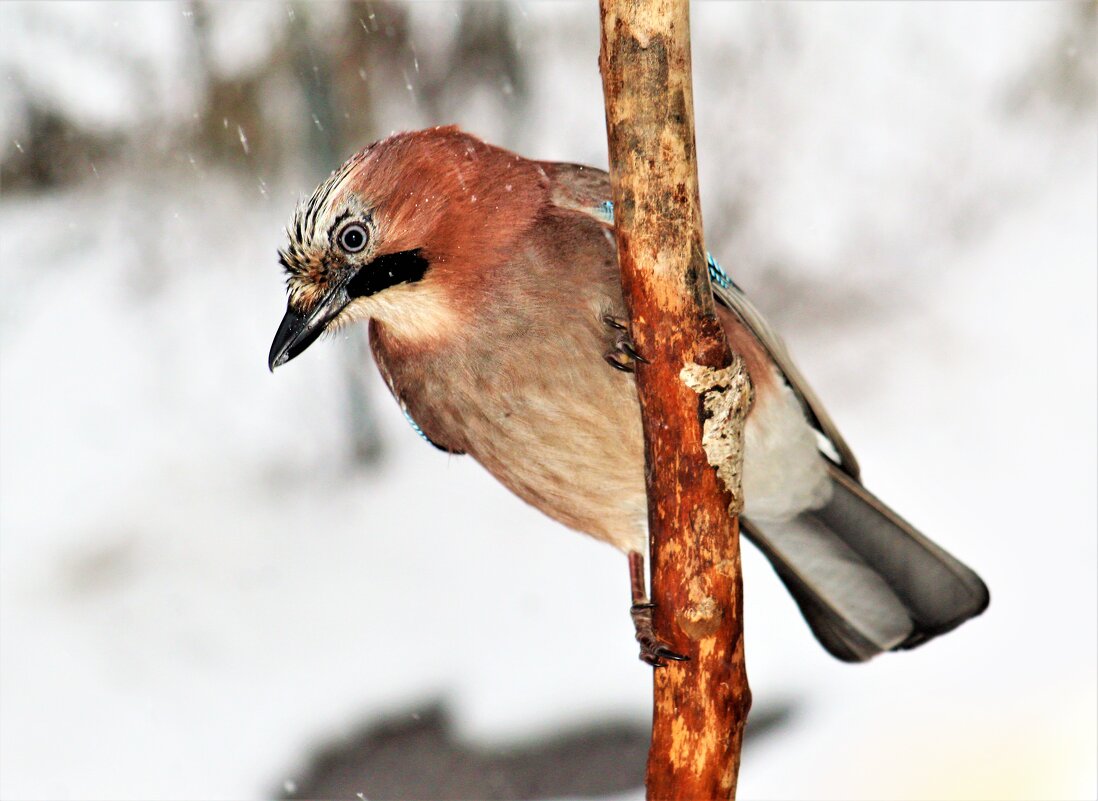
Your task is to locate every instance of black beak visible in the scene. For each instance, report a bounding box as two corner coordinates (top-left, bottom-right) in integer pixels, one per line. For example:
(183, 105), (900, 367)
(268, 286), (349, 371)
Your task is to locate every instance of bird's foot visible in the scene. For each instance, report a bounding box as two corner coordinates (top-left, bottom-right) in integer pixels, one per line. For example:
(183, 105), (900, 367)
(603, 316), (649, 373)
(602, 314), (628, 330)
(631, 602), (689, 667)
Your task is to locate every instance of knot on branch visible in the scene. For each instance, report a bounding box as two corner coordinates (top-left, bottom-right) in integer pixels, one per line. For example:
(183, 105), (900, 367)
(680, 358), (753, 515)
(677, 594), (721, 641)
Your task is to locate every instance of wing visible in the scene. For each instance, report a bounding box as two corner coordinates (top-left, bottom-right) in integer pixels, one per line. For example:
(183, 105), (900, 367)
(544, 161), (860, 480)
(707, 264), (859, 479)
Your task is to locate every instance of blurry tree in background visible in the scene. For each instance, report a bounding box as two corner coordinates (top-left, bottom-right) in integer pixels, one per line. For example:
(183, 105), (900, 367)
(2, 1), (529, 185)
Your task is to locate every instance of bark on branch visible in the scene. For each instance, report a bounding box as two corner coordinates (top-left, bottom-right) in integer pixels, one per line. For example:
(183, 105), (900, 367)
(598, 1), (752, 797)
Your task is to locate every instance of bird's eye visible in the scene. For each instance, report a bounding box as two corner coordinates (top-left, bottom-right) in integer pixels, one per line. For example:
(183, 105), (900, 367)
(338, 223), (369, 253)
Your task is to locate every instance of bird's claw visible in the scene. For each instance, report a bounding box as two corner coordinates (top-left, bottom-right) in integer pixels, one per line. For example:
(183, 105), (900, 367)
(603, 317), (649, 372)
(605, 350), (635, 372)
(618, 341), (649, 364)
(631, 602), (689, 667)
(603, 314), (628, 330)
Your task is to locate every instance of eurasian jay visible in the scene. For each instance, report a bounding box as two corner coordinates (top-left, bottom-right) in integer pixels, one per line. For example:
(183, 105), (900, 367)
(269, 126), (988, 664)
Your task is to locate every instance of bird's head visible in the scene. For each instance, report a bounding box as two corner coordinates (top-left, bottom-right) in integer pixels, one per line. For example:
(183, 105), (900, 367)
(268, 126), (545, 370)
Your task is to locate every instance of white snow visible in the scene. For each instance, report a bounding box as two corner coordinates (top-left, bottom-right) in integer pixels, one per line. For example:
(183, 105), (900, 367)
(1, 3), (1094, 800)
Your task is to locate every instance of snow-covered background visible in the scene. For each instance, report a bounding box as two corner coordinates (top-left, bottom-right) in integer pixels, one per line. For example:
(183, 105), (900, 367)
(1, 2), (1095, 799)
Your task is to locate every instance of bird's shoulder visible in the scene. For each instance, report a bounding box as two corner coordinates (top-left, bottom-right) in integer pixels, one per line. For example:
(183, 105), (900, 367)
(540, 161), (614, 225)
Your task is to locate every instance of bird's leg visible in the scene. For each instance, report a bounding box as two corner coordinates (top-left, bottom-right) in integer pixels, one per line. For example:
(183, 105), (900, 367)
(629, 551), (689, 667)
(603, 316), (650, 372)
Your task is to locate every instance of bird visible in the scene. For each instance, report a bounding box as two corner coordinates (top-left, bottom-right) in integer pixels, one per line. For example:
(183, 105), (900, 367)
(268, 126), (989, 665)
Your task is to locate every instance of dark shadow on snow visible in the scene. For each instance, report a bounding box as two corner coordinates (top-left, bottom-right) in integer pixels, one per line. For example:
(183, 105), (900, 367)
(278, 698), (798, 800)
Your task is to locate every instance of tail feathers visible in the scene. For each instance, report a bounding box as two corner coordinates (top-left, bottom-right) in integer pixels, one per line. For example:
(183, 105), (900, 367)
(742, 516), (914, 661)
(744, 463), (989, 662)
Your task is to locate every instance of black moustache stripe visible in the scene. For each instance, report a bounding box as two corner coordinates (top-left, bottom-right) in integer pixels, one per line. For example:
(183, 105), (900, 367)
(346, 249), (430, 299)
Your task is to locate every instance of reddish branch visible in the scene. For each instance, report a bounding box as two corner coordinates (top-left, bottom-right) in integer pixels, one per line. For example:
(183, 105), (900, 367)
(598, 0), (752, 797)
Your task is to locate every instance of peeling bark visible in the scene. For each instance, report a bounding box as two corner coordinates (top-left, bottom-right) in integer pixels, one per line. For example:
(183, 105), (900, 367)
(599, 0), (753, 798)
(681, 359), (753, 516)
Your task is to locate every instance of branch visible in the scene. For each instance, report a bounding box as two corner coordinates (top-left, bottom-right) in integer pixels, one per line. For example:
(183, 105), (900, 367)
(598, 1), (752, 797)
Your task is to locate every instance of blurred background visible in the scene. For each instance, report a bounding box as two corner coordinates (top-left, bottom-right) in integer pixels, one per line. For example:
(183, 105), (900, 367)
(1, 2), (1095, 799)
